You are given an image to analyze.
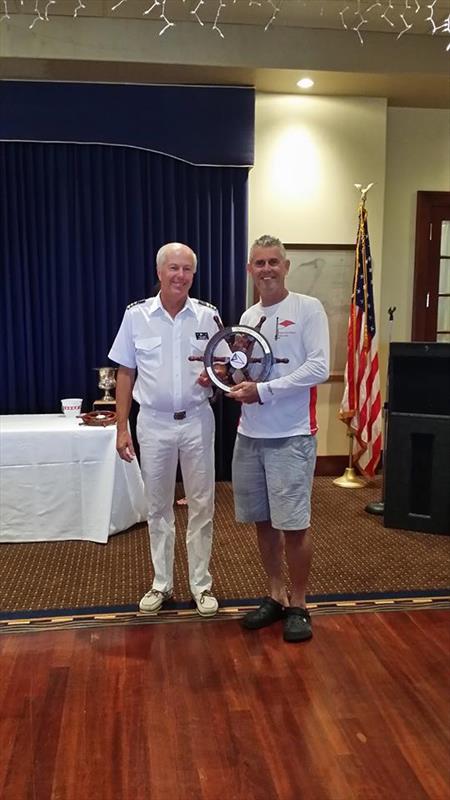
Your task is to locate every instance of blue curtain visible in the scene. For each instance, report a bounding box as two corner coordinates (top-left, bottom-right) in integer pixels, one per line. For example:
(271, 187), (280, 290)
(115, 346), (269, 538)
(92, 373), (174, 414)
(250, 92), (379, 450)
(0, 141), (247, 478)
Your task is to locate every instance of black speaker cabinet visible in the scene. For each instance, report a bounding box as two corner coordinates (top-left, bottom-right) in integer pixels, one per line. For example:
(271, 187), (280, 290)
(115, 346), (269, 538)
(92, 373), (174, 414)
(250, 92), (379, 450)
(384, 343), (450, 535)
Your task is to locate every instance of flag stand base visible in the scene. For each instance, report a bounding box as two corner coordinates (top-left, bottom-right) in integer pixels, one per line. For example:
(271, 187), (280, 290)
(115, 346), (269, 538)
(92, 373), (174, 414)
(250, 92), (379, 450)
(365, 501), (384, 515)
(334, 432), (366, 488)
(333, 468), (366, 489)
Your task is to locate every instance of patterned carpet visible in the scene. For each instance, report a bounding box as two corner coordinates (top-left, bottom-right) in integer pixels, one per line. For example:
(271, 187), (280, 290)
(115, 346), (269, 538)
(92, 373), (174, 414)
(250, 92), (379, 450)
(1, 478), (449, 625)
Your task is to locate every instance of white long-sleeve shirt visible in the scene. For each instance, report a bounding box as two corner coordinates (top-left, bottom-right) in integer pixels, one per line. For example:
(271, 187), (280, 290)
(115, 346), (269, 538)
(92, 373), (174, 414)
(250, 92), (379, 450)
(237, 292), (330, 438)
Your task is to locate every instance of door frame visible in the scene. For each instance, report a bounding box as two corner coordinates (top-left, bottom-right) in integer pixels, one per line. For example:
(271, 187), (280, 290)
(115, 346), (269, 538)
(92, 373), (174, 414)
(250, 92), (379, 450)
(412, 190), (450, 341)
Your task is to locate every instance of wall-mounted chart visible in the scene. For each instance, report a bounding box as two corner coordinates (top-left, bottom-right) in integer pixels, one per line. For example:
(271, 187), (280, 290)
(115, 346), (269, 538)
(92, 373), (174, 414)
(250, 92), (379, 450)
(284, 244), (355, 377)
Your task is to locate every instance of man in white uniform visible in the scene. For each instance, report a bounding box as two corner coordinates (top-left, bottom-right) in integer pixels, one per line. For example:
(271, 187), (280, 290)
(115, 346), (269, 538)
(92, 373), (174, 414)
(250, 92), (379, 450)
(108, 242), (222, 617)
(230, 235), (330, 642)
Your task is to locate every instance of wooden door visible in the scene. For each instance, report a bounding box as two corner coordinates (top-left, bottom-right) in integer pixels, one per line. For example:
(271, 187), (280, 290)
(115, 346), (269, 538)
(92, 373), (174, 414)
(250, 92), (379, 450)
(412, 191), (450, 342)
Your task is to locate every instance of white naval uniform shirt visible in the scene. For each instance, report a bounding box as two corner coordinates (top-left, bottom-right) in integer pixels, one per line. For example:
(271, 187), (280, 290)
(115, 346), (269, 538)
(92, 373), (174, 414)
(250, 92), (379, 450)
(237, 292), (330, 438)
(108, 294), (222, 413)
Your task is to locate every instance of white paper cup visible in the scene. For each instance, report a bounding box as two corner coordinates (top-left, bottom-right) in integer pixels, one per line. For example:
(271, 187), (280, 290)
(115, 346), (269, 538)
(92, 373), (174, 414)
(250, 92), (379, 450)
(61, 398), (83, 417)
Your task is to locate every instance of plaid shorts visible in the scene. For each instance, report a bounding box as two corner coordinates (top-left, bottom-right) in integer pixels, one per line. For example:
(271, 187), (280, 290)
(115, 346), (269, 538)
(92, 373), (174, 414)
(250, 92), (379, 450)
(232, 433), (317, 531)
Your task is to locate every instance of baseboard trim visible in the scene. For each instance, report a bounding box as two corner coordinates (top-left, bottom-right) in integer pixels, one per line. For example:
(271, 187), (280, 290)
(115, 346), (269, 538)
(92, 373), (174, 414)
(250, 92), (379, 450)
(315, 454), (384, 476)
(315, 455), (348, 476)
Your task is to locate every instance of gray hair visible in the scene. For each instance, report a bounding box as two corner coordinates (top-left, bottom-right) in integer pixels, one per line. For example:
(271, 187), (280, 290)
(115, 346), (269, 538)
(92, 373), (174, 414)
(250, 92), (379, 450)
(156, 243), (197, 272)
(249, 235), (286, 261)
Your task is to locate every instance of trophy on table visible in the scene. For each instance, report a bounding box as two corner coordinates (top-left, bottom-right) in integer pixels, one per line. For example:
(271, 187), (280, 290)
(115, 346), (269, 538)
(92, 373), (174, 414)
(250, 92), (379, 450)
(93, 367), (117, 410)
(75, 367), (118, 425)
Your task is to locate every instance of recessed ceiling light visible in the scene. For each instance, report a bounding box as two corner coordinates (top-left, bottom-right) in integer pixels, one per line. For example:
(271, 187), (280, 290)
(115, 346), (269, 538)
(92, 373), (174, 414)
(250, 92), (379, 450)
(297, 78), (314, 89)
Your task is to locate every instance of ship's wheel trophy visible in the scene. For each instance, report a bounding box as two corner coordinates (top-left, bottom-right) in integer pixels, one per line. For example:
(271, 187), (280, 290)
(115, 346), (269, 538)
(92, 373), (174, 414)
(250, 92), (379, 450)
(189, 316), (289, 391)
(93, 367), (117, 411)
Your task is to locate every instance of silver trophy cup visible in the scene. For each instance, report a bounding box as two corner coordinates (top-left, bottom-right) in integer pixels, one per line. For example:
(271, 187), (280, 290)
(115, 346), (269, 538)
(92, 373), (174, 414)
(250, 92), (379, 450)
(95, 367), (117, 402)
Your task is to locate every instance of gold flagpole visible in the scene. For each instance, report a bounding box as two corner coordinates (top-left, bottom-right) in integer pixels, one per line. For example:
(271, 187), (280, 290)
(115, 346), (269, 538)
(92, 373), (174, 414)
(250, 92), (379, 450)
(334, 182), (374, 489)
(333, 430), (366, 488)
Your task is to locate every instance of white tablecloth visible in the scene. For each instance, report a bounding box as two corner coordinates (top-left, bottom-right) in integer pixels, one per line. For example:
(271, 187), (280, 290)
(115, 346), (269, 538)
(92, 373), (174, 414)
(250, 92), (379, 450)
(0, 415), (148, 544)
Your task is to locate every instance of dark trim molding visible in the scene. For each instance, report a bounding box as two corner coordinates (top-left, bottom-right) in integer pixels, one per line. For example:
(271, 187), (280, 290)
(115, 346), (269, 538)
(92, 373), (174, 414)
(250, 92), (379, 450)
(315, 455), (348, 476)
(315, 454), (384, 476)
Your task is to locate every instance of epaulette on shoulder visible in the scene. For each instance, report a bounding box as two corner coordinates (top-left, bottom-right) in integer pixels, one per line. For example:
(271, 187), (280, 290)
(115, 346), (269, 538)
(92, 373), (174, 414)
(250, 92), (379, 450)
(194, 298), (218, 312)
(126, 298), (146, 310)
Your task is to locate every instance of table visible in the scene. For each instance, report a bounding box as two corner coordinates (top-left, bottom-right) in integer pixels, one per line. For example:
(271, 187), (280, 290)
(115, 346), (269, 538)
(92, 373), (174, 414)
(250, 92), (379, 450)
(0, 415), (148, 544)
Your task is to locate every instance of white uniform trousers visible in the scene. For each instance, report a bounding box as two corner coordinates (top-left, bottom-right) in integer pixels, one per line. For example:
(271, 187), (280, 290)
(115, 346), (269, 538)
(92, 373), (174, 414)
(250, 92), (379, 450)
(136, 403), (215, 597)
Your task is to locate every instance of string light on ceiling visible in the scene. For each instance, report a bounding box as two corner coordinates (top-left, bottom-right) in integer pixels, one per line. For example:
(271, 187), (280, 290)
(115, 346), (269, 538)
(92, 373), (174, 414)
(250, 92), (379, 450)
(1, 0), (449, 51)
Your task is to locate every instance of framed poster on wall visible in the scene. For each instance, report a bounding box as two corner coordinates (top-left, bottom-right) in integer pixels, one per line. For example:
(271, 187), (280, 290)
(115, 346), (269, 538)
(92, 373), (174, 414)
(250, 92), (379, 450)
(284, 244), (355, 380)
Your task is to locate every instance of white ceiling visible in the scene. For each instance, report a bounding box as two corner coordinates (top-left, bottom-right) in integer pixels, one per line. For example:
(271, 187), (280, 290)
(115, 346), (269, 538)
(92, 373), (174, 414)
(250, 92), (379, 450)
(2, 0), (449, 107)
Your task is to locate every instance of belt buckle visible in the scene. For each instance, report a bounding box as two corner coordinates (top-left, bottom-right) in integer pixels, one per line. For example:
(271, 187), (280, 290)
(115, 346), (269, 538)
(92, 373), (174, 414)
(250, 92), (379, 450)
(173, 411), (186, 420)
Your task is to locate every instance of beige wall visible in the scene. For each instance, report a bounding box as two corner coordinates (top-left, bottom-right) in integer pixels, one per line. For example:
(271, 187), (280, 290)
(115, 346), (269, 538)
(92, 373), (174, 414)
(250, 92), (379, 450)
(248, 93), (388, 455)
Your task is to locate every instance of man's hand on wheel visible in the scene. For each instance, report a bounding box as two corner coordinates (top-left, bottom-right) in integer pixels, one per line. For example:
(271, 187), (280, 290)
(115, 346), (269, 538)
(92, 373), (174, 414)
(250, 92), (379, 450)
(197, 364), (229, 388)
(229, 381), (261, 404)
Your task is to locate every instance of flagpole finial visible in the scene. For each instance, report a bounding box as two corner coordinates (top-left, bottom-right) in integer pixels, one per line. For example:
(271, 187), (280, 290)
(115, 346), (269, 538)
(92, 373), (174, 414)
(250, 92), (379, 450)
(354, 182), (375, 206)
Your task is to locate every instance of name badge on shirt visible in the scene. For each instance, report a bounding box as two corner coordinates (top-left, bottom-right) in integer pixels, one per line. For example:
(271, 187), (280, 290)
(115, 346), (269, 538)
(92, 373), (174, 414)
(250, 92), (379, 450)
(195, 332), (209, 340)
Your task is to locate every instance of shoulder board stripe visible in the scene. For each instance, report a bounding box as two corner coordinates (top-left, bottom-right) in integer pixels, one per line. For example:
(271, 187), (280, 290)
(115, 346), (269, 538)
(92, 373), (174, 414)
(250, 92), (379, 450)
(194, 299), (218, 312)
(126, 299), (146, 310)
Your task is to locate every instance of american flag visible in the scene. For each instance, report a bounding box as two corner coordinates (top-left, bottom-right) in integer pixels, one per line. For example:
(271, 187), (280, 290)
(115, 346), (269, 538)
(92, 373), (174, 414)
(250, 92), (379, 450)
(340, 203), (382, 477)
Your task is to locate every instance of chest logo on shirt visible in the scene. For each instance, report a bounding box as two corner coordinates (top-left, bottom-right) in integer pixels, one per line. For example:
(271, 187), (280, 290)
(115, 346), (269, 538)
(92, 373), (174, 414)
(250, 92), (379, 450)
(279, 319), (295, 328)
(195, 332), (209, 340)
